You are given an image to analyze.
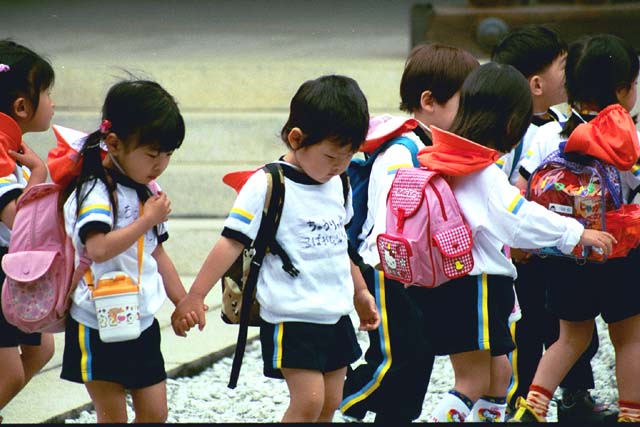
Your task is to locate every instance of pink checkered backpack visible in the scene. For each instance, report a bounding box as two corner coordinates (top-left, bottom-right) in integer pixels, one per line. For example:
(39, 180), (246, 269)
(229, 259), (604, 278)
(1, 183), (91, 333)
(377, 167), (474, 287)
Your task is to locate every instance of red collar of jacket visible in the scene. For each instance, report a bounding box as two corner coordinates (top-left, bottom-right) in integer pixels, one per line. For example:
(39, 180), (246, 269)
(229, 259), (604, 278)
(564, 104), (640, 170)
(0, 113), (22, 176)
(417, 126), (500, 176)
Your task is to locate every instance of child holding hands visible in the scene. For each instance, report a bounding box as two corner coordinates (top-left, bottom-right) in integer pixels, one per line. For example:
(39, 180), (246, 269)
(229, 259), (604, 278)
(0, 39), (55, 421)
(59, 79), (192, 423)
(172, 75), (379, 423)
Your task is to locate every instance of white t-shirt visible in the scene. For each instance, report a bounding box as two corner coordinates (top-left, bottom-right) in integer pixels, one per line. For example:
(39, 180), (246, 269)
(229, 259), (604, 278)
(0, 164), (29, 247)
(450, 164), (584, 279)
(358, 128), (428, 267)
(222, 161), (354, 324)
(64, 178), (169, 331)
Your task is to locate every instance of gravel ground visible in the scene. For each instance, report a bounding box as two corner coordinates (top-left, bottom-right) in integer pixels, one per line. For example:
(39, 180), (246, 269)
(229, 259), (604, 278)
(66, 317), (617, 423)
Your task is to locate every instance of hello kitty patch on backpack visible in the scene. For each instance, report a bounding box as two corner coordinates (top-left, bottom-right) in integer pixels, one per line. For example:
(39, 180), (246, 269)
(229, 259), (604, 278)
(377, 167), (474, 287)
(1, 183), (91, 333)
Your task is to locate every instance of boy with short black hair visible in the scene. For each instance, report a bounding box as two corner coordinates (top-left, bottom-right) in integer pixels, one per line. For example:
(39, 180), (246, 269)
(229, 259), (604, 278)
(492, 25), (614, 422)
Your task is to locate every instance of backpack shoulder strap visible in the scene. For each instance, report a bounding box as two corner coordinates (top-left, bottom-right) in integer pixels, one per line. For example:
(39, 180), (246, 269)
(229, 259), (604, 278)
(228, 162), (287, 389)
(340, 172), (349, 206)
(390, 136), (420, 167)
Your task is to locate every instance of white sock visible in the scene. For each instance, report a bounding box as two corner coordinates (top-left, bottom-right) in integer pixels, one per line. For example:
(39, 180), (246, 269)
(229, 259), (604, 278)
(429, 389), (473, 423)
(467, 396), (507, 422)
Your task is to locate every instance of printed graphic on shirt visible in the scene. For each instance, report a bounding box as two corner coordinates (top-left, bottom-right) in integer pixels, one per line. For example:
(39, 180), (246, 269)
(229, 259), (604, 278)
(300, 216), (348, 250)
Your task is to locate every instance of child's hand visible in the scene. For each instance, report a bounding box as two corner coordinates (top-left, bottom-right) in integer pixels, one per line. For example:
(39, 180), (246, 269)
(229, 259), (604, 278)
(354, 288), (380, 331)
(143, 192), (171, 226)
(171, 292), (207, 337)
(579, 229), (617, 256)
(8, 142), (45, 172)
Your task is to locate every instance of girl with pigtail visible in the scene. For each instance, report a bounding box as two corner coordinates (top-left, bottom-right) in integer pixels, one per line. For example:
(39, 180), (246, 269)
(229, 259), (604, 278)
(0, 39), (55, 424)
(57, 79), (199, 423)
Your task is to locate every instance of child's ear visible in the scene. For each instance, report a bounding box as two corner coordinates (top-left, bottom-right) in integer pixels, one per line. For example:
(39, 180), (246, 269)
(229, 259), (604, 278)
(103, 133), (122, 153)
(12, 97), (30, 120)
(287, 127), (304, 150)
(529, 75), (543, 97)
(420, 90), (436, 113)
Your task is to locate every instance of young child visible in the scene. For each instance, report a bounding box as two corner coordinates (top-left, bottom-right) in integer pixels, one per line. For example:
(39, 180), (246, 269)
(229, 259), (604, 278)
(415, 62), (616, 423)
(492, 26), (611, 421)
(59, 79), (192, 423)
(341, 42), (479, 423)
(172, 75), (380, 423)
(0, 40), (54, 421)
(513, 34), (640, 423)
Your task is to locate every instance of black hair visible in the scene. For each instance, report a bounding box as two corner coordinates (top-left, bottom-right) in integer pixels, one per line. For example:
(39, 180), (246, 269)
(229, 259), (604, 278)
(450, 62), (532, 153)
(280, 75), (369, 152)
(561, 34), (639, 137)
(74, 79), (185, 220)
(492, 25), (567, 78)
(0, 39), (55, 118)
(400, 42), (479, 112)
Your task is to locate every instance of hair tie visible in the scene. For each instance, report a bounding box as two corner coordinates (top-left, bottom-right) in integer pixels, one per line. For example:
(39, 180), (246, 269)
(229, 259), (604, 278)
(0, 64), (10, 73)
(99, 119), (112, 134)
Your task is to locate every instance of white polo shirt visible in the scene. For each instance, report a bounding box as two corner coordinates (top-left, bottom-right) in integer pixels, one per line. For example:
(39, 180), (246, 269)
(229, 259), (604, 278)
(64, 177), (169, 332)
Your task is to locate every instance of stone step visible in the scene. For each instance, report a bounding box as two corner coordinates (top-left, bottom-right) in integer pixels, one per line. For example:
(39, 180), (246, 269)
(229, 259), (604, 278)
(28, 108), (408, 217)
(51, 58), (407, 112)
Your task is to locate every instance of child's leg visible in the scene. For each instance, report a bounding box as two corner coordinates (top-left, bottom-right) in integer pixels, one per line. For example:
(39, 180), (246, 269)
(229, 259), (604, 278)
(520, 319), (594, 419)
(130, 380), (168, 423)
(19, 334), (54, 383)
(466, 354), (511, 422)
(489, 354), (512, 397)
(430, 350), (491, 422)
(85, 380), (128, 423)
(0, 335), (53, 410)
(318, 367), (347, 422)
(281, 368), (325, 422)
(450, 349), (491, 402)
(0, 347), (26, 409)
(609, 314), (640, 403)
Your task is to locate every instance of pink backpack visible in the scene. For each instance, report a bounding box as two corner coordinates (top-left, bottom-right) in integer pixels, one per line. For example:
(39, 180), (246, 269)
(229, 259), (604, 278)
(1, 183), (90, 333)
(376, 167), (474, 287)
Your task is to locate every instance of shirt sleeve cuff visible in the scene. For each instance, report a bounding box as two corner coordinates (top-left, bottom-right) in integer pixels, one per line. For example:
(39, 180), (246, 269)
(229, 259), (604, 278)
(221, 227), (252, 247)
(0, 188), (22, 215)
(79, 221), (112, 244)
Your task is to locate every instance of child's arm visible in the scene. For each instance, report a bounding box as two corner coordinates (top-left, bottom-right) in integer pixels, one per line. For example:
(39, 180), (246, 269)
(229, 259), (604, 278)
(351, 260), (380, 331)
(171, 236), (244, 336)
(154, 243), (205, 335)
(153, 243), (188, 305)
(0, 142), (47, 228)
(84, 193), (170, 262)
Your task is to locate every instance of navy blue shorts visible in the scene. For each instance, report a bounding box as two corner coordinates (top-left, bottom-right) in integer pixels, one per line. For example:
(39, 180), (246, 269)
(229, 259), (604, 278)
(545, 247), (640, 323)
(0, 246), (41, 347)
(61, 317), (166, 389)
(409, 273), (515, 356)
(260, 315), (362, 379)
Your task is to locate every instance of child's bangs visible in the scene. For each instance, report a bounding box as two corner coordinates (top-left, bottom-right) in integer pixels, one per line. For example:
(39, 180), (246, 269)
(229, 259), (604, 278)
(138, 113), (185, 152)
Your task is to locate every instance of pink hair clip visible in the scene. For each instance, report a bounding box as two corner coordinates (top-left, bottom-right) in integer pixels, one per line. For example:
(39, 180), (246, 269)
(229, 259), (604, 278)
(99, 119), (112, 134)
(0, 64), (10, 73)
